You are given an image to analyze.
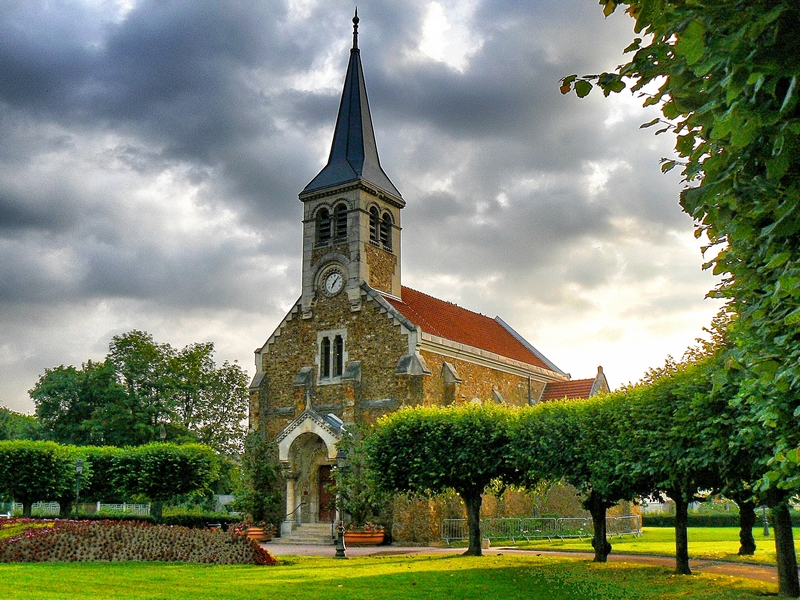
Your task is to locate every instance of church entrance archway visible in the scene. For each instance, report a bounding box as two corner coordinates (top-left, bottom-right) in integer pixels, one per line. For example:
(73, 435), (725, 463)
(275, 409), (343, 536)
(287, 432), (332, 525)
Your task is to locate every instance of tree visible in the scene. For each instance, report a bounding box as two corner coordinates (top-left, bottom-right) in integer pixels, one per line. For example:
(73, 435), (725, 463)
(513, 396), (647, 563)
(330, 423), (392, 531)
(114, 443), (219, 519)
(0, 407), (44, 441)
(561, 3), (799, 593)
(232, 433), (284, 526)
(80, 445), (125, 503)
(31, 331), (248, 453)
(0, 441), (75, 517)
(107, 330), (172, 435)
(366, 404), (515, 556)
(31, 360), (135, 446)
(167, 342), (249, 456)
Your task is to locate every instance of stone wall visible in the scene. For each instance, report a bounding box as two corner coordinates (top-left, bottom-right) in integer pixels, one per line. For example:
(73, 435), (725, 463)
(256, 291), (558, 441)
(419, 351), (545, 407)
(365, 243), (396, 294)
(257, 289), (410, 437)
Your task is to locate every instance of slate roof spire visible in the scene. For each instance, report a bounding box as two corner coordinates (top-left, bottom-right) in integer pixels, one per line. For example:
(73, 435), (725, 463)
(301, 11), (402, 200)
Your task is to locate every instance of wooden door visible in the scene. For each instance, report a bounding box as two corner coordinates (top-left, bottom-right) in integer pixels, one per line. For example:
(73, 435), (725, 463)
(318, 465), (334, 522)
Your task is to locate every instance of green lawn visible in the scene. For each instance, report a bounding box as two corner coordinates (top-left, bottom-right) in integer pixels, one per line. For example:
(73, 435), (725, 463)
(0, 554), (773, 599)
(504, 526), (798, 564)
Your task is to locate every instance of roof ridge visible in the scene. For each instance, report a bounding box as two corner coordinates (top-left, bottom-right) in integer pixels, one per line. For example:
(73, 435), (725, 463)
(401, 286), (491, 319)
(383, 286), (555, 371)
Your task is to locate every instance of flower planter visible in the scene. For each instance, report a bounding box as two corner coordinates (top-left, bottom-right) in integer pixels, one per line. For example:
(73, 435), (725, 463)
(344, 531), (385, 546)
(245, 527), (273, 542)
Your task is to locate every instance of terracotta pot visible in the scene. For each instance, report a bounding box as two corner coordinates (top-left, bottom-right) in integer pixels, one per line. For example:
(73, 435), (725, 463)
(344, 531), (385, 546)
(246, 527), (273, 542)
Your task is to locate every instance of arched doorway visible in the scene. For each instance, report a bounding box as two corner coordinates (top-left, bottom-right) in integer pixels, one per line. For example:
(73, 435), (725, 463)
(287, 432), (334, 524)
(275, 409), (343, 536)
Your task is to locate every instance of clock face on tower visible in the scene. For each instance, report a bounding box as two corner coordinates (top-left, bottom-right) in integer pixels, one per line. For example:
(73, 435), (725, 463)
(320, 267), (344, 297)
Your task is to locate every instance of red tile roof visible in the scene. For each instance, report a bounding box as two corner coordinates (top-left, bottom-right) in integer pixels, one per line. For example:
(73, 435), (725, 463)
(383, 286), (552, 371)
(540, 378), (595, 402)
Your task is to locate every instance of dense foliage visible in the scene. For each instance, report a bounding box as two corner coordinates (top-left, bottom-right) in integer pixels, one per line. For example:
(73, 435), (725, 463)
(560, 2), (799, 592)
(0, 519), (276, 565)
(113, 443), (219, 519)
(366, 403), (516, 556)
(0, 441), (75, 517)
(514, 395), (646, 562)
(0, 407), (44, 441)
(329, 423), (391, 531)
(232, 433), (284, 526)
(31, 330), (248, 454)
(0, 441), (219, 519)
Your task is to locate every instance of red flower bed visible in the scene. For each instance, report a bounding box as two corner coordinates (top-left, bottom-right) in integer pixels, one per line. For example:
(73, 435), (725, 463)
(0, 519), (276, 565)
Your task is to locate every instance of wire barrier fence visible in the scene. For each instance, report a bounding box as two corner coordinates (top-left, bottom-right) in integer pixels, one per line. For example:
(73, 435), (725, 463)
(3, 502), (152, 517)
(440, 515), (642, 544)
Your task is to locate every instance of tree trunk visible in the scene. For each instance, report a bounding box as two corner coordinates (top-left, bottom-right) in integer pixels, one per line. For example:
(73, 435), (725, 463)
(22, 502), (32, 518)
(772, 502), (800, 598)
(58, 496), (72, 519)
(672, 490), (691, 575)
(462, 490), (483, 557)
(737, 500), (757, 556)
(587, 491), (612, 563)
(152, 500), (163, 521)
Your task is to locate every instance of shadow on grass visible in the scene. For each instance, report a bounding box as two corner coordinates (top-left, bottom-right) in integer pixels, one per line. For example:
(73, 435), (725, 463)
(0, 554), (774, 600)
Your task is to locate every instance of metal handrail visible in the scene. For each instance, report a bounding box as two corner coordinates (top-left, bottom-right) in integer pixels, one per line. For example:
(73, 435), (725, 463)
(285, 501), (309, 520)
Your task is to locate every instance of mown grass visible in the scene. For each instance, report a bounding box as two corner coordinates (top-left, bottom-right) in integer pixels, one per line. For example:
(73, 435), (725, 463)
(0, 554), (773, 599)
(504, 526), (800, 564)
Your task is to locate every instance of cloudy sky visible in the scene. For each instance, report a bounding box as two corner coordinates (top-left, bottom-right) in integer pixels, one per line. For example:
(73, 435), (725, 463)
(0, 0), (722, 414)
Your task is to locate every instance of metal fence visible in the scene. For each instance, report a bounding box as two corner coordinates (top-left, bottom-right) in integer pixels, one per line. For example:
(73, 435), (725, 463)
(96, 502), (151, 516)
(441, 515), (641, 544)
(11, 502), (61, 516)
(7, 502), (151, 517)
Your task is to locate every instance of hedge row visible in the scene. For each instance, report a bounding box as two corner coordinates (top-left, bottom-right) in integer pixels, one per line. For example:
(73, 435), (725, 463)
(72, 512), (239, 528)
(644, 513), (800, 528)
(0, 441), (218, 518)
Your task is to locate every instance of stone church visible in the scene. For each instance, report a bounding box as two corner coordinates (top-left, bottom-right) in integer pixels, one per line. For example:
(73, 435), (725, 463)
(248, 15), (609, 538)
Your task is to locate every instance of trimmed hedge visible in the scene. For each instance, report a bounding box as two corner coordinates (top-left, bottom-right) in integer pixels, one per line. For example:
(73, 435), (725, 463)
(159, 513), (239, 529)
(79, 513), (157, 524)
(644, 513), (800, 528)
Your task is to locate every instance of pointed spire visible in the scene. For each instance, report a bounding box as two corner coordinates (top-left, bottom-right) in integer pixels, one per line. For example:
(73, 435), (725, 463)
(301, 13), (402, 201)
(352, 8), (359, 50)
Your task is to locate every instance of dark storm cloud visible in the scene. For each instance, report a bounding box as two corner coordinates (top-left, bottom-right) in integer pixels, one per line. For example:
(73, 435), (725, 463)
(0, 0), (720, 412)
(0, 191), (76, 232)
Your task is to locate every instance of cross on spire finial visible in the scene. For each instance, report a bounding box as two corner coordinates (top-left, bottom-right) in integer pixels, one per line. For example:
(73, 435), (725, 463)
(352, 8), (359, 49)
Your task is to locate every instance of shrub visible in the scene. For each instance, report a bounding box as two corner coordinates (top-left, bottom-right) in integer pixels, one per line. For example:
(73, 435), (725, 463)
(80, 512), (157, 524)
(0, 519), (276, 564)
(114, 443), (219, 519)
(0, 441), (75, 517)
(643, 513), (800, 528)
(159, 513), (238, 529)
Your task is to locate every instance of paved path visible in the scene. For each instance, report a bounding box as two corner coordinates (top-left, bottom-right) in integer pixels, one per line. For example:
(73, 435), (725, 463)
(263, 542), (779, 584)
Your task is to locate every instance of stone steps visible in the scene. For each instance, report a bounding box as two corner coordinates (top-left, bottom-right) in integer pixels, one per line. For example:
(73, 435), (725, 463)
(272, 523), (335, 545)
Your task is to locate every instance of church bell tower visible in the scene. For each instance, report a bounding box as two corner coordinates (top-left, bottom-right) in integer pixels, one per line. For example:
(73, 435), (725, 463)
(298, 11), (404, 318)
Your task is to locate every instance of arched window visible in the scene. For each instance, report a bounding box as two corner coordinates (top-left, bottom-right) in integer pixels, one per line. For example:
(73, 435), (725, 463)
(316, 208), (331, 245)
(333, 335), (344, 377)
(380, 212), (393, 250)
(320, 336), (331, 378)
(318, 329), (346, 381)
(369, 206), (380, 245)
(333, 203), (348, 241)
